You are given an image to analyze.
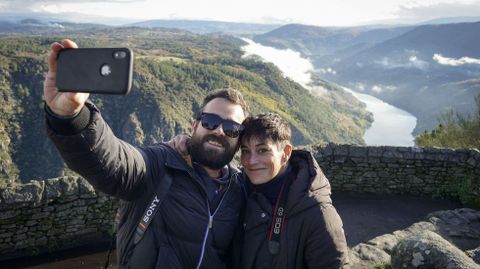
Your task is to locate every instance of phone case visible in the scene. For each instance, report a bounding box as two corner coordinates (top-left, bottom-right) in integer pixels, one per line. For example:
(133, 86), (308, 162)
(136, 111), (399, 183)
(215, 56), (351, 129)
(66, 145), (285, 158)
(56, 48), (133, 95)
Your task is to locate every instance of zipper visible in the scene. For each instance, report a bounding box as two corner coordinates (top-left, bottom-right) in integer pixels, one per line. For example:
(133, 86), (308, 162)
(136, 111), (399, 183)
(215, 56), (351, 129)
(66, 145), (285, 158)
(195, 172), (236, 269)
(165, 148), (239, 268)
(208, 215), (214, 229)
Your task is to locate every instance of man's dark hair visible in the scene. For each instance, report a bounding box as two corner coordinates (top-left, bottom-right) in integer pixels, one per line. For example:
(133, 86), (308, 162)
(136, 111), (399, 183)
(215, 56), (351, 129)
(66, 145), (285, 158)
(241, 112), (291, 145)
(196, 88), (249, 119)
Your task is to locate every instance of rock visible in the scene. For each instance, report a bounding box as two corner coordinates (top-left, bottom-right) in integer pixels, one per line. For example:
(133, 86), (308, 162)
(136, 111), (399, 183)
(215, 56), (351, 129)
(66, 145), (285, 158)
(392, 221), (437, 239)
(0, 180), (44, 206)
(45, 177), (79, 201)
(367, 233), (399, 254)
(348, 242), (391, 269)
(347, 208), (480, 269)
(77, 178), (96, 198)
(466, 246), (480, 264)
(427, 208), (480, 250)
(391, 230), (480, 269)
(350, 146), (368, 158)
(348, 250), (376, 269)
(352, 243), (391, 262)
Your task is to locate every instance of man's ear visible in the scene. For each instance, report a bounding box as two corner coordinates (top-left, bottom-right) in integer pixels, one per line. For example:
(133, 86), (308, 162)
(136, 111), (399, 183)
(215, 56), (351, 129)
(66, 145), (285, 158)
(192, 120), (199, 131)
(281, 143), (293, 165)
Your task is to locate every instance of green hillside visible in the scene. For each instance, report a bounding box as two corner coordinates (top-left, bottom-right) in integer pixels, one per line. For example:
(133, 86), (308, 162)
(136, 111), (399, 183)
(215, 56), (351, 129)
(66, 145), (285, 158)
(0, 27), (371, 184)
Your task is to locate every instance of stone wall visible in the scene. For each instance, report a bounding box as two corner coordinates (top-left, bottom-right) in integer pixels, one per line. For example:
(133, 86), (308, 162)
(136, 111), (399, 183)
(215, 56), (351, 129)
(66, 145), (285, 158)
(314, 144), (480, 202)
(0, 144), (479, 260)
(0, 176), (118, 260)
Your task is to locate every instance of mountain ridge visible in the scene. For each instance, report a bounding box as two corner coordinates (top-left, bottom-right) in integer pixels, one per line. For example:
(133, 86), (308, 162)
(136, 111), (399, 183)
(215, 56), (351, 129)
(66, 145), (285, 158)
(129, 19), (281, 34)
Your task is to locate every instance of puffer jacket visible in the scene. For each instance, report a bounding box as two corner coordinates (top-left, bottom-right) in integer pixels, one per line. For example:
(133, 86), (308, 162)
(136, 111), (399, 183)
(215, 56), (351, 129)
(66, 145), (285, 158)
(238, 150), (349, 269)
(46, 102), (245, 269)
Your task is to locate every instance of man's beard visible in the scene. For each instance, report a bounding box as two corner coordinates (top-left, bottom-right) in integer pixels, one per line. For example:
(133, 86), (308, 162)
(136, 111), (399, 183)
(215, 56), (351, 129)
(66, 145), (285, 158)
(188, 133), (237, 169)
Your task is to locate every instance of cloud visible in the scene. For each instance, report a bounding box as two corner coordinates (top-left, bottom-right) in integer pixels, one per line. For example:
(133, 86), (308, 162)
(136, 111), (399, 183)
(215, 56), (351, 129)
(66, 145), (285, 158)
(4, 0), (139, 4)
(371, 84), (397, 93)
(408, 56), (429, 70)
(374, 55), (429, 71)
(0, 0), (141, 13)
(310, 85), (328, 95)
(394, 2), (480, 23)
(433, 54), (480, 66)
(317, 67), (337, 75)
(242, 38), (314, 88)
(352, 82), (366, 92)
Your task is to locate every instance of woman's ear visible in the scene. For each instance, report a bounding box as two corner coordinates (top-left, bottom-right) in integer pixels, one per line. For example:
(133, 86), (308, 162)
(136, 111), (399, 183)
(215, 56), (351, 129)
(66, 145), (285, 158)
(281, 143), (293, 165)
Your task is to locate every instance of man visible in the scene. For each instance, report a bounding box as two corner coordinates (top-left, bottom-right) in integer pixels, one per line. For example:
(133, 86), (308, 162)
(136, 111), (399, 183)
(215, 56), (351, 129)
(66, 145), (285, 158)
(44, 39), (249, 268)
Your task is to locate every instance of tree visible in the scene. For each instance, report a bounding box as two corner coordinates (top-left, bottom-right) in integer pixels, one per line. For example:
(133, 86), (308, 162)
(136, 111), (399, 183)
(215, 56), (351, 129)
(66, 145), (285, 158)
(416, 95), (480, 149)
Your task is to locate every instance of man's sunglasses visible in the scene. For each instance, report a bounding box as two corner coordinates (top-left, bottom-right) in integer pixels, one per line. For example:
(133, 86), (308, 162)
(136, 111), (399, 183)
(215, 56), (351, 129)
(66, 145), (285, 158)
(198, 112), (245, 138)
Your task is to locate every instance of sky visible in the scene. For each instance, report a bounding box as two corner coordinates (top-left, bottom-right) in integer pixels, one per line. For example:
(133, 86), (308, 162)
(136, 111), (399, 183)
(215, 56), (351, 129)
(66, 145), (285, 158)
(1, 0), (480, 26)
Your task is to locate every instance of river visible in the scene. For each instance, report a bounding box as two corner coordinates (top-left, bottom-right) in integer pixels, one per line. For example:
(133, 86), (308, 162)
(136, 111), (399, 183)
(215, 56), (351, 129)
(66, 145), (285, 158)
(241, 38), (417, 146)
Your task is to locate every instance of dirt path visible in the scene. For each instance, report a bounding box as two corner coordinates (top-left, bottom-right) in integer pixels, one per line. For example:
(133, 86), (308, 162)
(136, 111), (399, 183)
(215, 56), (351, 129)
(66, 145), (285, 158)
(332, 192), (461, 246)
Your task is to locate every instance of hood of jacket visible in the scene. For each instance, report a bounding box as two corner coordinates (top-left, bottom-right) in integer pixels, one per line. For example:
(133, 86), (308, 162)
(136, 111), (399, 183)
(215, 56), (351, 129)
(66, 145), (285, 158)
(286, 149), (332, 218)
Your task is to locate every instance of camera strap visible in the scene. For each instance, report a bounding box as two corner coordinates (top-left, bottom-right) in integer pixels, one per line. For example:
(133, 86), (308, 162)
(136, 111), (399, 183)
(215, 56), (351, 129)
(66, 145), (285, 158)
(134, 169), (173, 244)
(267, 177), (292, 255)
(105, 169), (173, 269)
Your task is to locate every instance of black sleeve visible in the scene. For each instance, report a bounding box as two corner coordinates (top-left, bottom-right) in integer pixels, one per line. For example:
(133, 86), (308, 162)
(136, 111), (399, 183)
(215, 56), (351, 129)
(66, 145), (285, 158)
(46, 101), (150, 200)
(45, 103), (91, 135)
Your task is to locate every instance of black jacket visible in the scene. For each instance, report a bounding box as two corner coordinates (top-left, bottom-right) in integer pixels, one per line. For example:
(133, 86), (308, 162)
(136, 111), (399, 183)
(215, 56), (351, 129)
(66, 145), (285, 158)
(238, 150), (349, 269)
(46, 102), (245, 269)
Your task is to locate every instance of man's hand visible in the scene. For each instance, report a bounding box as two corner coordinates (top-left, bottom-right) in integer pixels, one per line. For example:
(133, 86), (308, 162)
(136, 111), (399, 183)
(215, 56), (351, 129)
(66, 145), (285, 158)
(166, 134), (190, 156)
(44, 39), (89, 117)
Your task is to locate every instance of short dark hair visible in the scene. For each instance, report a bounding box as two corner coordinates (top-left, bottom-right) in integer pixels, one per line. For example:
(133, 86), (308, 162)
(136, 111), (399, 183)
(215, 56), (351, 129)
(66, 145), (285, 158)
(241, 112), (291, 145)
(196, 88), (249, 119)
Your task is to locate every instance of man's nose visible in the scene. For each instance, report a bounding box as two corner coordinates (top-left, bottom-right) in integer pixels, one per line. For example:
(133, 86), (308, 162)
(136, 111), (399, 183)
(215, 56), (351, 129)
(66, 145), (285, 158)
(211, 123), (226, 136)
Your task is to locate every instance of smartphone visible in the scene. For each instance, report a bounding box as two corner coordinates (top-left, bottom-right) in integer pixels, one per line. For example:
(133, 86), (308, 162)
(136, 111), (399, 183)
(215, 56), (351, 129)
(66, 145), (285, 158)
(56, 48), (133, 95)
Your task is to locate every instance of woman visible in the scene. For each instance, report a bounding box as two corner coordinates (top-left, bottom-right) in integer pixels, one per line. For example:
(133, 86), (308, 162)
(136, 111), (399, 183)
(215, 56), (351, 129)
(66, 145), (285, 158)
(236, 112), (349, 269)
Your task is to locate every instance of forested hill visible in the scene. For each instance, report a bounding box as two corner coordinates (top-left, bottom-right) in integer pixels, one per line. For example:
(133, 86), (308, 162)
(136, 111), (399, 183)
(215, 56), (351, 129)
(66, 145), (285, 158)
(0, 27), (371, 183)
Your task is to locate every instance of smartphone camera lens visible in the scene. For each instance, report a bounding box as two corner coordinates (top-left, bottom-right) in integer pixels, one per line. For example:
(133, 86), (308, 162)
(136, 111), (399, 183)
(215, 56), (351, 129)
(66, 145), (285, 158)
(113, 51), (127, 60)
